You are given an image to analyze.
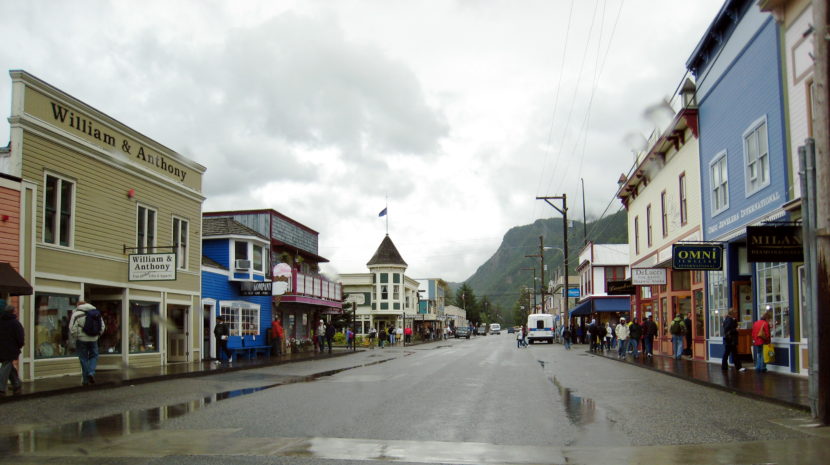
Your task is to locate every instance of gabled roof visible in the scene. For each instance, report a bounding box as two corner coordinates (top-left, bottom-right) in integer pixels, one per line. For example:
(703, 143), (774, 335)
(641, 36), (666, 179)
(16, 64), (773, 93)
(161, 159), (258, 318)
(367, 235), (407, 267)
(202, 217), (268, 241)
(201, 255), (227, 270)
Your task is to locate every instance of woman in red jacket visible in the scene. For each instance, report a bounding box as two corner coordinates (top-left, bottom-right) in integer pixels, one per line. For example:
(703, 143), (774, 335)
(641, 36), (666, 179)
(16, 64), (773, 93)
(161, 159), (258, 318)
(752, 309), (772, 372)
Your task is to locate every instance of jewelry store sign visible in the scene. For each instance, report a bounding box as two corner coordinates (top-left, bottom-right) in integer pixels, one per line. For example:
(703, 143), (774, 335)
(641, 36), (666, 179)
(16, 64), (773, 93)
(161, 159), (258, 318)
(129, 253), (177, 281)
(632, 268), (667, 285)
(672, 244), (723, 270)
(747, 225), (803, 262)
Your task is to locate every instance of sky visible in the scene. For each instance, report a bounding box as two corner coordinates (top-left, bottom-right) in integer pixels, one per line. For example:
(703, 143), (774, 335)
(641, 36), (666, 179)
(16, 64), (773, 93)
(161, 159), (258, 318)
(0, 0), (725, 283)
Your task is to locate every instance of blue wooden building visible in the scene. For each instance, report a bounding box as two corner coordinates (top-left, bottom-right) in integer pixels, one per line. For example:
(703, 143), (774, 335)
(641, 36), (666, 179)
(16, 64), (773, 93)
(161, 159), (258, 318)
(201, 217), (272, 361)
(687, 0), (798, 373)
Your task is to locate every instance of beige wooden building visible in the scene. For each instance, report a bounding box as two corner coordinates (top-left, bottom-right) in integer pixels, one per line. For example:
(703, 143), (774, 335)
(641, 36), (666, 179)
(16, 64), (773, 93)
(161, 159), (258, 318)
(2, 71), (206, 380)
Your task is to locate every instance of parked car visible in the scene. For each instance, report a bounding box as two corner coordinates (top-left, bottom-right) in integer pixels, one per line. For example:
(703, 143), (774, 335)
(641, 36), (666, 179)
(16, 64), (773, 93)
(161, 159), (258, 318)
(489, 323), (501, 335)
(454, 326), (471, 339)
(476, 325), (488, 335)
(507, 326), (515, 334)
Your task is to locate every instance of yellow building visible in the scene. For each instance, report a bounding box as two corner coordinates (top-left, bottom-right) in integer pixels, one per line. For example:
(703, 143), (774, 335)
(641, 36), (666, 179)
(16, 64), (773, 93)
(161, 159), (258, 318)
(3, 71), (206, 380)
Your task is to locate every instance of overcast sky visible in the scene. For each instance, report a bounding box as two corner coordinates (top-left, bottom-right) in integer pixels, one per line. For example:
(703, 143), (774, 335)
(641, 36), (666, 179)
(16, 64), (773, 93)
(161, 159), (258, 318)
(1, 0), (724, 282)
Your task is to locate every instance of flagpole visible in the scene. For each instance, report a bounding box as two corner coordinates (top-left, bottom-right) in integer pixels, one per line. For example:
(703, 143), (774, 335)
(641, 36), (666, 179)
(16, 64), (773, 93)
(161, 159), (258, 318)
(385, 196), (389, 235)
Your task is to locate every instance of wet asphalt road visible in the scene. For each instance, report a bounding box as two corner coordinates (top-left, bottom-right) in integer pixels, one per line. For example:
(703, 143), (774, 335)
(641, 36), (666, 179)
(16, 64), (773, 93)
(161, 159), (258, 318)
(1, 334), (828, 464)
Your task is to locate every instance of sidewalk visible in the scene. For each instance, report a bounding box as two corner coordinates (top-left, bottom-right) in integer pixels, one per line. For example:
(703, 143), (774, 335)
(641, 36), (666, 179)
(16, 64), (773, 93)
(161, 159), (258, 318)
(593, 346), (810, 411)
(0, 345), (370, 403)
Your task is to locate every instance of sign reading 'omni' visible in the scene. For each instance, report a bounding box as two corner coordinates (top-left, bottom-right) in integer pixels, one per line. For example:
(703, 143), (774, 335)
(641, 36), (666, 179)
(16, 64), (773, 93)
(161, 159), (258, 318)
(672, 244), (723, 270)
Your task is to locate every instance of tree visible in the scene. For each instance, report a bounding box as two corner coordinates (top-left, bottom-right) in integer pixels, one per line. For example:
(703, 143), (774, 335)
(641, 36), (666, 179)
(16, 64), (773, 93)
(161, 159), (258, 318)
(511, 287), (532, 326)
(454, 282), (480, 324)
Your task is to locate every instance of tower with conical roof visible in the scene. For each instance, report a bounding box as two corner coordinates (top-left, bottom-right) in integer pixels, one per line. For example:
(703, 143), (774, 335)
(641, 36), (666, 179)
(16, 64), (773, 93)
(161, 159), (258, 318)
(367, 234), (409, 316)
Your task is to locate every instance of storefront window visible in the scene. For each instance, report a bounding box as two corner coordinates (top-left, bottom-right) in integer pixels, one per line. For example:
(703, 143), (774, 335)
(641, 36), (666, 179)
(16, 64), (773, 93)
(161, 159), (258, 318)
(660, 297), (668, 337)
(220, 301), (261, 336)
(34, 292), (79, 359)
(757, 262), (789, 339)
(693, 289), (704, 339)
(671, 270), (691, 291)
(129, 301), (159, 353)
(93, 301), (122, 354)
(708, 269), (728, 337)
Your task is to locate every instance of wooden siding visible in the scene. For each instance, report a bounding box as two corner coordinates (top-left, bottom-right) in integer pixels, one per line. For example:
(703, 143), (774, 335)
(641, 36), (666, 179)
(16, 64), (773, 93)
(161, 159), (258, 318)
(129, 353), (163, 367)
(22, 132), (202, 293)
(34, 358), (80, 378)
(130, 289), (162, 300)
(0, 185), (20, 264)
(34, 277), (82, 292)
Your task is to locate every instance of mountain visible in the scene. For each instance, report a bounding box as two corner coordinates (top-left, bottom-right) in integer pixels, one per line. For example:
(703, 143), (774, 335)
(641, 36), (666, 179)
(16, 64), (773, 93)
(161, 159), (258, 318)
(452, 209), (628, 313)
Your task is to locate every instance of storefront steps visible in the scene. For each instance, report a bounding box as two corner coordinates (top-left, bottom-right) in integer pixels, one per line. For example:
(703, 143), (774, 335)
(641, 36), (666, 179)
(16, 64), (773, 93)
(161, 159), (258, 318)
(588, 346), (809, 411)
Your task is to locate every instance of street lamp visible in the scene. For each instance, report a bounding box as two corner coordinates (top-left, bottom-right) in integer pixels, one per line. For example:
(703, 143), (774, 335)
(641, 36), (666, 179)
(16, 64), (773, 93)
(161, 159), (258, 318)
(521, 268), (537, 311)
(537, 195), (570, 320)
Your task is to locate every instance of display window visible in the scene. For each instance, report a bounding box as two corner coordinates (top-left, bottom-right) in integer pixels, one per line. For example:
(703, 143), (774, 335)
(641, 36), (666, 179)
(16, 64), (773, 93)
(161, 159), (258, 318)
(130, 301), (159, 353)
(219, 301), (261, 336)
(34, 292), (79, 358)
(92, 300), (122, 354)
(757, 262), (789, 339)
(708, 268), (728, 337)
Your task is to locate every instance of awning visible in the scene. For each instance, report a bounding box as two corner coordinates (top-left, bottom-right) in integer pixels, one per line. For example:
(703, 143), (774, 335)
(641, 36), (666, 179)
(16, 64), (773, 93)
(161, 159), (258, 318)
(569, 300), (592, 316)
(569, 297), (630, 316)
(0, 262), (33, 296)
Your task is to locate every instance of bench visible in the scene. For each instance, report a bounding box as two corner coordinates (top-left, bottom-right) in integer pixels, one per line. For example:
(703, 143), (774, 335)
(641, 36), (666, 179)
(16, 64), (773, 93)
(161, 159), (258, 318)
(243, 335), (271, 359)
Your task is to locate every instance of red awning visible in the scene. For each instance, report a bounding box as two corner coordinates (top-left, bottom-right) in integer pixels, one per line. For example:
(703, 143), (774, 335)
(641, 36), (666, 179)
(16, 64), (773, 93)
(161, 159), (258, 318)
(0, 262), (33, 296)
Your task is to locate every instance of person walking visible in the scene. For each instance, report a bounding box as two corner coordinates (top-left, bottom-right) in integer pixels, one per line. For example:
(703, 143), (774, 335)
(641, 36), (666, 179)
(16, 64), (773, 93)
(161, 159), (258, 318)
(627, 317), (642, 357)
(325, 322), (335, 354)
(683, 314), (693, 357)
(643, 314), (658, 358)
(722, 309), (745, 372)
(516, 326), (524, 348)
(751, 310), (772, 372)
(404, 326), (412, 344)
(378, 327), (386, 348)
(587, 319), (598, 352)
(604, 323), (613, 351)
(562, 326), (572, 350)
(669, 314), (687, 359)
(213, 315), (232, 364)
(597, 323), (608, 352)
(388, 325), (396, 345)
(69, 302), (105, 385)
(346, 328), (354, 349)
(270, 317), (284, 356)
(316, 320), (326, 353)
(615, 318), (629, 358)
(521, 325), (529, 347)
(368, 327), (377, 349)
(0, 305), (24, 396)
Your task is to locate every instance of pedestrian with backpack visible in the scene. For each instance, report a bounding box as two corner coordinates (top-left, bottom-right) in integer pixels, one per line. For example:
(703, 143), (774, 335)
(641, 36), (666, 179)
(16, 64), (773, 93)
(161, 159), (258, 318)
(669, 314), (687, 359)
(69, 302), (105, 386)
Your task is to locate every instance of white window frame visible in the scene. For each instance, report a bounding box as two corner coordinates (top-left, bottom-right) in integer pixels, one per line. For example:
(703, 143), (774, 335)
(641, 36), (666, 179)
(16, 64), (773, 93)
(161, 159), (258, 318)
(742, 115), (770, 196)
(42, 172), (76, 247)
(757, 262), (789, 340)
(710, 151), (729, 216)
(219, 300), (261, 336)
(172, 216), (189, 270)
(136, 204), (157, 254)
(707, 265), (728, 338)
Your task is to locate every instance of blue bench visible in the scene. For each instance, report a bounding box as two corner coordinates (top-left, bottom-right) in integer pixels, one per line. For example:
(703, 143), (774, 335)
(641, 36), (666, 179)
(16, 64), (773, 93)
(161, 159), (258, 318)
(243, 335), (270, 359)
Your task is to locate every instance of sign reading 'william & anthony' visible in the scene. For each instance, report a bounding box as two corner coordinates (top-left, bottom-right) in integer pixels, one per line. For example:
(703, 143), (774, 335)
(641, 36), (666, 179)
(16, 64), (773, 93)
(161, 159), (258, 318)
(746, 225), (803, 262)
(672, 244), (723, 270)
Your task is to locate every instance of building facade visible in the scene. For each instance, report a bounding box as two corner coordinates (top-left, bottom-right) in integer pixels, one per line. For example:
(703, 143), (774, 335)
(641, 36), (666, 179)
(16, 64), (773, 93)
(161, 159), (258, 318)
(340, 235), (419, 337)
(687, 1), (798, 373)
(0, 170), (33, 308)
(617, 80), (706, 359)
(570, 242), (630, 327)
(3, 71), (206, 380)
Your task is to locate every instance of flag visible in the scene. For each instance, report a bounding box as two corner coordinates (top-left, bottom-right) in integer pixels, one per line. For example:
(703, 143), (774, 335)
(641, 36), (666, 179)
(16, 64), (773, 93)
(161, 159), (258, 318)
(378, 207), (387, 217)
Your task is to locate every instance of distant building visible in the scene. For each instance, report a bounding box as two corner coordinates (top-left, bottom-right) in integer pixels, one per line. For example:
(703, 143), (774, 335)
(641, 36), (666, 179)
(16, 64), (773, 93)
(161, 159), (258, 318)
(570, 242), (630, 326)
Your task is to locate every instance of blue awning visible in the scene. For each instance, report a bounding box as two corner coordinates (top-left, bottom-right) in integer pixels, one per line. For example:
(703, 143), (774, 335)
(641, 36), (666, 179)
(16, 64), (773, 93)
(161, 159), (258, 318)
(593, 297), (630, 312)
(569, 300), (592, 316)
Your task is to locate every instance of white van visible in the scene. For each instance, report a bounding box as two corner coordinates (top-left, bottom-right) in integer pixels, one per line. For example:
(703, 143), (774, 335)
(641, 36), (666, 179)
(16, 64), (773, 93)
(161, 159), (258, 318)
(489, 323), (501, 335)
(526, 314), (554, 344)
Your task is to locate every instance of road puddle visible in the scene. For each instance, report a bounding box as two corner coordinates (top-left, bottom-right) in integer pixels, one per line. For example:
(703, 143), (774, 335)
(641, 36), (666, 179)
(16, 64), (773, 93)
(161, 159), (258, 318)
(2, 359), (394, 455)
(550, 377), (627, 447)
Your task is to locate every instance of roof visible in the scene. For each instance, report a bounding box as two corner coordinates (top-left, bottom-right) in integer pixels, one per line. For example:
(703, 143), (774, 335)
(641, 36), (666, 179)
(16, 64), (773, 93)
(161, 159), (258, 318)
(202, 217), (268, 241)
(685, 0), (753, 76)
(367, 235), (407, 267)
(201, 255), (227, 270)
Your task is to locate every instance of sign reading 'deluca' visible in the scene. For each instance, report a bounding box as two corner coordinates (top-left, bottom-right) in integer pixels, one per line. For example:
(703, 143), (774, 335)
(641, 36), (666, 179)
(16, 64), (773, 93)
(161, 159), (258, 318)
(672, 244), (723, 270)
(746, 225), (803, 262)
(632, 268), (667, 285)
(239, 281), (272, 296)
(128, 253), (177, 281)
(606, 279), (636, 295)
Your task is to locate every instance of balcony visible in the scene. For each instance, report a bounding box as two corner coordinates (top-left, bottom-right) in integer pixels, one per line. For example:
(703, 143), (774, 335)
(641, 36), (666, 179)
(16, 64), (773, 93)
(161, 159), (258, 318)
(278, 270), (343, 309)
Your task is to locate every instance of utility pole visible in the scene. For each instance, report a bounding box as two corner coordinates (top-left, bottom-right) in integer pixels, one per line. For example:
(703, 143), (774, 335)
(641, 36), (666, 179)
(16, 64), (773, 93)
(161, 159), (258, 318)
(810, 0), (829, 425)
(537, 195), (569, 321)
(521, 268), (537, 312)
(581, 178), (588, 246)
(539, 236), (546, 313)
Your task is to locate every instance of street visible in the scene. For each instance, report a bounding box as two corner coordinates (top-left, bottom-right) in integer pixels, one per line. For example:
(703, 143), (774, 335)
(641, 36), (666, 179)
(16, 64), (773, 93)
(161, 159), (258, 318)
(1, 335), (828, 464)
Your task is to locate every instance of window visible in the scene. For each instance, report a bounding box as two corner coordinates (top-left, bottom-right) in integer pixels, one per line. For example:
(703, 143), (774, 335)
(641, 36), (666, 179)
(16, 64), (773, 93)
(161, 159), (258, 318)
(641, 286), (652, 299)
(253, 244), (263, 272)
(130, 301), (159, 353)
(743, 117), (770, 194)
(604, 266), (626, 292)
(137, 205), (157, 253)
(235, 241), (248, 261)
(646, 204), (653, 247)
(219, 301), (260, 336)
(679, 173), (688, 226)
(34, 292), (79, 358)
(43, 174), (74, 246)
(393, 285), (400, 300)
(757, 262), (789, 339)
(671, 270), (691, 291)
(710, 152), (729, 214)
(661, 191), (668, 237)
(634, 216), (640, 255)
(708, 268), (728, 337)
(381, 285), (388, 300)
(172, 217), (188, 270)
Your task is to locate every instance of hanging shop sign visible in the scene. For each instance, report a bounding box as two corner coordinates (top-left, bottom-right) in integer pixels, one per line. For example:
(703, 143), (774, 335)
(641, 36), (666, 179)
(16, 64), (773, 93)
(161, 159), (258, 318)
(239, 281), (273, 296)
(566, 287), (580, 298)
(672, 244), (723, 270)
(746, 225), (803, 262)
(128, 253), (177, 281)
(344, 293), (366, 305)
(631, 268), (667, 285)
(606, 279), (636, 296)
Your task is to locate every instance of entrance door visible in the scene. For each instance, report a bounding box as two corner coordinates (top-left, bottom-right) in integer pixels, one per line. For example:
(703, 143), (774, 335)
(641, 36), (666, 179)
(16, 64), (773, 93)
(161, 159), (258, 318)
(167, 306), (188, 362)
(203, 303), (215, 361)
